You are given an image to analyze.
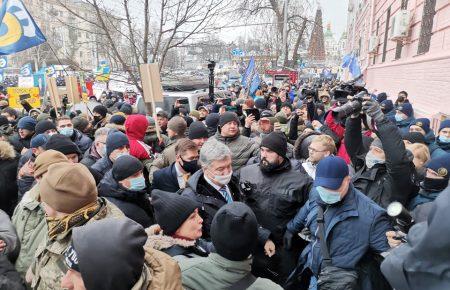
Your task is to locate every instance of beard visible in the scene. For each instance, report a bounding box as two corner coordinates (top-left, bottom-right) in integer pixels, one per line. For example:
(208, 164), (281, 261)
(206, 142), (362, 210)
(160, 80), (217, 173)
(260, 157), (282, 173)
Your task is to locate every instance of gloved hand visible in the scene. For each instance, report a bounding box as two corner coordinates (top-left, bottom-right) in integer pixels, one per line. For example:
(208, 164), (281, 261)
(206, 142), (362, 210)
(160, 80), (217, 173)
(283, 230), (294, 251)
(362, 100), (384, 122)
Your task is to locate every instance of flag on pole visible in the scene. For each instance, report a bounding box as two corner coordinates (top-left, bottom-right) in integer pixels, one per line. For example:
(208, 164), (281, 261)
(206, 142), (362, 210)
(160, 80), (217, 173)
(0, 0), (46, 55)
(241, 56), (261, 97)
(20, 62), (32, 76)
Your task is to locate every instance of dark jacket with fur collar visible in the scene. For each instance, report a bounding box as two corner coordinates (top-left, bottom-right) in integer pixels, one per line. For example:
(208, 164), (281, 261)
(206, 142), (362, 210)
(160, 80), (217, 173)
(0, 141), (19, 216)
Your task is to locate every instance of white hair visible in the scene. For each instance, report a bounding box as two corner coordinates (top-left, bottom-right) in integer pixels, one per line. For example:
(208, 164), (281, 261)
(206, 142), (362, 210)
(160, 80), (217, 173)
(199, 139), (231, 168)
(94, 127), (110, 140)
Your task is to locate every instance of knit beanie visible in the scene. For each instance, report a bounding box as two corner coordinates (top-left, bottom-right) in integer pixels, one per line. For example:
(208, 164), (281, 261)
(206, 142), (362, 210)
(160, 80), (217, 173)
(151, 190), (200, 235)
(439, 119), (450, 132)
(30, 134), (48, 149)
(397, 103), (414, 118)
(410, 118), (431, 134)
(93, 105), (108, 118)
(119, 103), (133, 115)
(45, 134), (81, 155)
(40, 163), (98, 213)
(376, 92), (387, 103)
(189, 110), (200, 120)
(35, 120), (57, 135)
(371, 138), (383, 150)
(218, 112), (239, 128)
(36, 113), (51, 122)
(254, 97), (266, 110)
(34, 150), (69, 178)
(205, 113), (220, 129)
(188, 121), (209, 140)
(18, 116), (37, 131)
(211, 202), (258, 261)
(72, 218), (146, 290)
(281, 103), (293, 111)
(402, 132), (426, 144)
(146, 116), (155, 126)
(106, 131), (129, 157)
(260, 132), (288, 158)
(167, 116), (187, 136)
(275, 111), (288, 124)
(112, 155), (143, 181)
(380, 100), (394, 113)
(110, 114), (126, 125)
(426, 154), (450, 179)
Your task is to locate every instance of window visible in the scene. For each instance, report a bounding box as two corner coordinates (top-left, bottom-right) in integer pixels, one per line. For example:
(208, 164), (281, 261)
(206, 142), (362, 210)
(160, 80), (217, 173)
(395, 0), (409, 59)
(417, 0), (437, 54)
(382, 6), (391, 62)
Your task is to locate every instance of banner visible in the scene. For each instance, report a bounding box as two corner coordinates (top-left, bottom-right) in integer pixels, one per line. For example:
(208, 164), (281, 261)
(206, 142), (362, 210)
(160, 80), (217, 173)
(94, 60), (111, 82)
(20, 63), (32, 76)
(33, 73), (46, 95)
(0, 0), (46, 55)
(0, 56), (7, 68)
(18, 76), (33, 87)
(6, 87), (40, 108)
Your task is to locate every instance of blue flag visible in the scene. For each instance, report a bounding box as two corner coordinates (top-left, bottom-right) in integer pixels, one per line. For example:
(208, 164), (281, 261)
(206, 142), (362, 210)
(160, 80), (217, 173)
(341, 53), (352, 68)
(241, 57), (255, 88)
(249, 72), (260, 97)
(0, 0), (46, 55)
(349, 55), (361, 77)
(0, 56), (7, 68)
(20, 62), (32, 76)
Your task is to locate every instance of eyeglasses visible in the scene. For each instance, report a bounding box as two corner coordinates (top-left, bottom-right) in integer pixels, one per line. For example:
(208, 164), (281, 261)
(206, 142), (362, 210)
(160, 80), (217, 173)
(308, 146), (328, 153)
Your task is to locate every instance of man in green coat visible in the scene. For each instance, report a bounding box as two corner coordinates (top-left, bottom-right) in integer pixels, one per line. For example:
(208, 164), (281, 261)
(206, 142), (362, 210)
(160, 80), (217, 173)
(179, 202), (282, 290)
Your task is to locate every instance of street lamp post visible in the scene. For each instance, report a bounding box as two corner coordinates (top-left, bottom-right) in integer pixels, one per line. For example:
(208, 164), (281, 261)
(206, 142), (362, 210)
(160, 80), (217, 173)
(207, 60), (216, 101)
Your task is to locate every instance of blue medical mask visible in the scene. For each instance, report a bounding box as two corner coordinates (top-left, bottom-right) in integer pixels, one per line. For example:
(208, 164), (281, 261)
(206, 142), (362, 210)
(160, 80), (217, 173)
(129, 176), (146, 191)
(365, 150), (385, 169)
(395, 114), (405, 122)
(317, 186), (341, 204)
(438, 135), (450, 144)
(60, 127), (74, 137)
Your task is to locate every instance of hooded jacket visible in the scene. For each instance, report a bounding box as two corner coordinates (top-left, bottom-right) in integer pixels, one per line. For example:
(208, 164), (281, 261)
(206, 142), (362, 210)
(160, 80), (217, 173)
(98, 171), (154, 227)
(125, 115), (152, 160)
(70, 129), (93, 154)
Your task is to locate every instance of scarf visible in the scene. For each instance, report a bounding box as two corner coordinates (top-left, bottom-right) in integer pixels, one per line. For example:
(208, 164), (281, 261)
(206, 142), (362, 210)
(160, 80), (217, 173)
(47, 199), (103, 240)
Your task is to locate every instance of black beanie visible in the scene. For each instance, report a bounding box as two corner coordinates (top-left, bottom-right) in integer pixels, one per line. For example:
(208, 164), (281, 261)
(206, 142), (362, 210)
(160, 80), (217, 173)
(402, 131), (426, 144)
(205, 113), (220, 129)
(45, 134), (81, 155)
(110, 114), (126, 125)
(151, 190), (200, 235)
(188, 121), (208, 140)
(93, 105), (108, 118)
(35, 120), (57, 135)
(211, 202), (258, 261)
(119, 104), (133, 115)
(261, 132), (288, 158)
(219, 112), (239, 128)
(72, 218), (147, 290)
(106, 131), (129, 157)
(112, 155), (143, 181)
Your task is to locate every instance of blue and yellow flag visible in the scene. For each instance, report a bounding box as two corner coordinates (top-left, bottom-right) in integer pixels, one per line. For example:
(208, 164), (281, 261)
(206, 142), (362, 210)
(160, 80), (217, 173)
(0, 0), (46, 55)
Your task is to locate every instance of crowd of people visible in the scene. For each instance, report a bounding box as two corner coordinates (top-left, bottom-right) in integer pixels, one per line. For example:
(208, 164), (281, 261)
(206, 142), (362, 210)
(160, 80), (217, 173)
(0, 80), (449, 290)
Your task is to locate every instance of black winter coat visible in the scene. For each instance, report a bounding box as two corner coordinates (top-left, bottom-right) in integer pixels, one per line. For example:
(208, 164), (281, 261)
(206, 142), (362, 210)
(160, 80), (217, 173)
(97, 170), (154, 227)
(345, 116), (414, 208)
(80, 143), (101, 168)
(8, 134), (31, 154)
(0, 142), (19, 216)
(71, 129), (93, 154)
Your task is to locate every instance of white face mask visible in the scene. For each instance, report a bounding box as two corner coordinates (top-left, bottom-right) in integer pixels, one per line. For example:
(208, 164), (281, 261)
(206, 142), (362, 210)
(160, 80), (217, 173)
(365, 150), (385, 169)
(211, 171), (232, 186)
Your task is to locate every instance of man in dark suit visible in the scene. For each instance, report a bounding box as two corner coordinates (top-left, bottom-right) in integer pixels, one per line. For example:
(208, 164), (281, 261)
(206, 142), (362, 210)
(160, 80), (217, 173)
(152, 139), (199, 193)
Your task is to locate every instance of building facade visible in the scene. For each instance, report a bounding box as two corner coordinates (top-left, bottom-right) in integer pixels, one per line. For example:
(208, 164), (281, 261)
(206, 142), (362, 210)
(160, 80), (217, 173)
(345, 0), (450, 124)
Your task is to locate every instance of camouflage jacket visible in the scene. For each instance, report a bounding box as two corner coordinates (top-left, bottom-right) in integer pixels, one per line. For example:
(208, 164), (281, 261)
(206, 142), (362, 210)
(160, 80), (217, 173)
(28, 198), (124, 290)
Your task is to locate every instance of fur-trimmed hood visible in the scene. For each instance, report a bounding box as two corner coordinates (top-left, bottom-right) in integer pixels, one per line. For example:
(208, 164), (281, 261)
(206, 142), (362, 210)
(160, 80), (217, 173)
(145, 225), (195, 251)
(293, 130), (321, 160)
(0, 140), (16, 160)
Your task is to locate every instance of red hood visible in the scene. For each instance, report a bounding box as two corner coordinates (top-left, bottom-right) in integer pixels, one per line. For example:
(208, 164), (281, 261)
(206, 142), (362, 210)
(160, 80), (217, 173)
(125, 115), (148, 141)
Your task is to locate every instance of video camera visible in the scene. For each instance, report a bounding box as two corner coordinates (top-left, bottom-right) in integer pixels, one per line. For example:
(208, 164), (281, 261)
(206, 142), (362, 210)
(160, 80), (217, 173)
(331, 91), (369, 119)
(387, 202), (415, 241)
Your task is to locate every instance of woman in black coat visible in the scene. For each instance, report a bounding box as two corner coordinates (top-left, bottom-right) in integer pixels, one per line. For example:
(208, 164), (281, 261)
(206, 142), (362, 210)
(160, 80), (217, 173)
(0, 141), (19, 217)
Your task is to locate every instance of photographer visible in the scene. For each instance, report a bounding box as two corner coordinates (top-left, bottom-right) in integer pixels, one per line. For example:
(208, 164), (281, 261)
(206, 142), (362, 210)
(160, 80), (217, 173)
(345, 99), (414, 208)
(381, 186), (450, 290)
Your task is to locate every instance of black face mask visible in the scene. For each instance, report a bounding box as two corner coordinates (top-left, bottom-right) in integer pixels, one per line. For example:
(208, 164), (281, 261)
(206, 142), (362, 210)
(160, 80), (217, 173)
(420, 177), (449, 192)
(93, 116), (103, 123)
(181, 158), (199, 174)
